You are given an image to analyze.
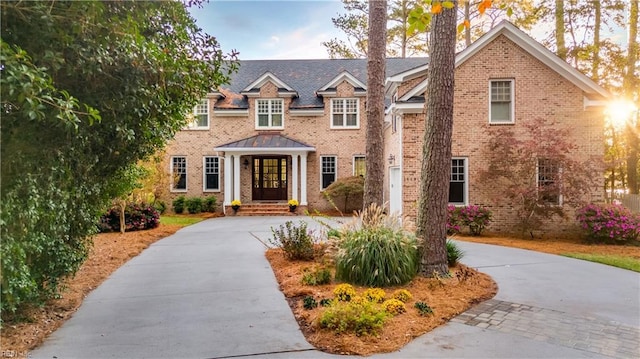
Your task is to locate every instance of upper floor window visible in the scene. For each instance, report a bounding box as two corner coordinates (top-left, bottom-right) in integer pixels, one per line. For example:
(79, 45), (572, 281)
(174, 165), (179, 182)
(490, 80), (514, 124)
(449, 158), (467, 205)
(537, 158), (561, 205)
(171, 156), (187, 191)
(353, 156), (366, 177)
(256, 99), (283, 129)
(203, 156), (220, 192)
(188, 99), (209, 129)
(321, 156), (337, 190)
(331, 98), (359, 128)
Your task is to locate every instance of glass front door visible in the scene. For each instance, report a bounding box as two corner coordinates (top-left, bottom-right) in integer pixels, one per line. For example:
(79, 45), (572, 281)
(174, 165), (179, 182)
(252, 156), (287, 201)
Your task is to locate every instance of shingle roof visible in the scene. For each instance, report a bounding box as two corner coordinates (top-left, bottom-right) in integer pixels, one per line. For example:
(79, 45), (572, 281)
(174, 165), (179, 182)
(216, 58), (428, 109)
(216, 134), (314, 149)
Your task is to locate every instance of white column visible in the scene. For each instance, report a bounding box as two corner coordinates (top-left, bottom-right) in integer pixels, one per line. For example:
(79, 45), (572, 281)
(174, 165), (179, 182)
(300, 153), (308, 205)
(292, 154), (299, 202)
(233, 155), (241, 202)
(224, 154), (232, 205)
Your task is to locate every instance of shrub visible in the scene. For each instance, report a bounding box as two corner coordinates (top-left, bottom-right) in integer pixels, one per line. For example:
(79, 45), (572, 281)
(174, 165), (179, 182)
(318, 300), (390, 336)
(447, 205), (492, 235)
(447, 205), (462, 234)
(185, 197), (203, 214)
(446, 240), (465, 266)
(269, 221), (315, 260)
(391, 289), (413, 303)
(363, 288), (386, 303)
(335, 203), (418, 287)
(576, 203), (640, 243)
(382, 299), (406, 315)
(327, 227), (341, 239)
(301, 267), (332, 286)
(303, 295), (318, 310)
(320, 298), (333, 307)
(172, 195), (186, 214)
(323, 176), (364, 213)
(414, 301), (434, 316)
(99, 202), (160, 232)
(203, 196), (217, 212)
(333, 283), (357, 302)
(153, 200), (167, 214)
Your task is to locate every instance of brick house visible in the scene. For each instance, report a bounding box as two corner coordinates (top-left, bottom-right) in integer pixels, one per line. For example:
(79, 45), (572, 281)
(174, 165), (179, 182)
(164, 21), (608, 232)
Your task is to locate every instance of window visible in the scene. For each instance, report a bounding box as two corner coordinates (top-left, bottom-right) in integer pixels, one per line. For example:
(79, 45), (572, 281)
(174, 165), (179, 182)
(188, 99), (209, 129)
(203, 157), (220, 191)
(392, 114), (398, 133)
(171, 157), (187, 191)
(331, 98), (359, 128)
(256, 99), (283, 129)
(353, 156), (366, 177)
(321, 156), (337, 190)
(538, 158), (560, 205)
(449, 158), (467, 205)
(490, 80), (514, 123)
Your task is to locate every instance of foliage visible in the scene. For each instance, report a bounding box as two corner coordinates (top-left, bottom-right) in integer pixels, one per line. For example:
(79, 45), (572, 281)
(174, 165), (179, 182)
(333, 284), (357, 302)
(447, 205), (462, 234)
(172, 196), (186, 214)
(185, 197), (203, 214)
(320, 298), (333, 307)
(362, 288), (386, 303)
(301, 267), (333, 286)
(576, 203), (640, 243)
(335, 203), (419, 287)
(447, 205), (492, 235)
(203, 196), (217, 213)
(446, 240), (465, 267)
(154, 200), (167, 214)
(99, 203), (160, 232)
(323, 176), (365, 213)
(382, 298), (406, 315)
(562, 253), (640, 273)
(318, 299), (390, 336)
(479, 122), (599, 238)
(414, 301), (434, 316)
(269, 221), (316, 260)
(303, 296), (318, 310)
(391, 289), (413, 303)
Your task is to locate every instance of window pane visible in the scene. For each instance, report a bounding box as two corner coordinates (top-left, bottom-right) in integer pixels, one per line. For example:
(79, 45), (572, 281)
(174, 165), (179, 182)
(258, 114), (269, 127)
(172, 157), (186, 190)
(321, 156), (336, 189)
(204, 157), (219, 190)
(491, 102), (511, 122)
(206, 174), (219, 190)
(449, 182), (464, 203)
(271, 100), (283, 113)
(346, 114), (357, 127)
(333, 114), (343, 127)
(332, 99), (343, 113)
(449, 159), (465, 203)
(272, 114), (282, 127)
(196, 114), (208, 127)
(322, 174), (335, 189)
(354, 157), (366, 177)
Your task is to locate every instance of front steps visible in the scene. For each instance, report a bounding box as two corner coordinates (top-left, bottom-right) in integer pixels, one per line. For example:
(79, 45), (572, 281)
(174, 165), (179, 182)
(227, 203), (302, 216)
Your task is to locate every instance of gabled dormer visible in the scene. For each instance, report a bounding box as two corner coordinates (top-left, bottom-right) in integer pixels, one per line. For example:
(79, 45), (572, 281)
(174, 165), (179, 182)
(316, 71), (367, 97)
(240, 72), (298, 98)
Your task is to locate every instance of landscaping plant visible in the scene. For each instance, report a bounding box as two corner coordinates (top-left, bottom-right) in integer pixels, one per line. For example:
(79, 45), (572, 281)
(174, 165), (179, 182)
(335, 204), (419, 287)
(362, 288), (386, 303)
(446, 240), (465, 266)
(333, 283), (357, 302)
(382, 299), (406, 315)
(269, 221), (316, 260)
(414, 301), (434, 316)
(318, 299), (390, 336)
(99, 203), (160, 232)
(301, 266), (332, 286)
(185, 197), (203, 214)
(391, 289), (413, 303)
(203, 196), (217, 212)
(172, 196), (186, 214)
(576, 203), (640, 243)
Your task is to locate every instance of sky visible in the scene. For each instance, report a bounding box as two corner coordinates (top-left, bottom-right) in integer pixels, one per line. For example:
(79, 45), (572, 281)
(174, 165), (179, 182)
(188, 0), (347, 60)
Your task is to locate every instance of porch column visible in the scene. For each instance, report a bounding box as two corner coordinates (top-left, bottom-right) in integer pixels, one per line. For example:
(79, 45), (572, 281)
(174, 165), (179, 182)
(224, 154), (232, 205)
(233, 155), (241, 202)
(292, 154), (299, 202)
(300, 153), (308, 205)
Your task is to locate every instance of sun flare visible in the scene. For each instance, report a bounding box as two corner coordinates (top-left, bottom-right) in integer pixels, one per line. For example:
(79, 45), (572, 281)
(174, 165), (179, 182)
(606, 99), (639, 129)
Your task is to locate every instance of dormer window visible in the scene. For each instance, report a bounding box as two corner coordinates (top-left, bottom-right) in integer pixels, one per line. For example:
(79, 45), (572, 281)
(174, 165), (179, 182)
(256, 99), (284, 129)
(331, 98), (359, 129)
(187, 99), (209, 129)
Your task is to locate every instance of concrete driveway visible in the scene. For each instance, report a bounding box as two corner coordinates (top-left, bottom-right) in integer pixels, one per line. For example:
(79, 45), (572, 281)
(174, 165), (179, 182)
(31, 216), (639, 359)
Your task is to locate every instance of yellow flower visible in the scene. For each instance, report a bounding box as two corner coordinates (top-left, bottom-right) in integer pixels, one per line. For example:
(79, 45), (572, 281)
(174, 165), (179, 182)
(231, 199), (241, 206)
(288, 199), (299, 206)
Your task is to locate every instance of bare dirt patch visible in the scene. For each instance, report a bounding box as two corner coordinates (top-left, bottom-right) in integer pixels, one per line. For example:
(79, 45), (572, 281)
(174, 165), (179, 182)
(265, 249), (498, 356)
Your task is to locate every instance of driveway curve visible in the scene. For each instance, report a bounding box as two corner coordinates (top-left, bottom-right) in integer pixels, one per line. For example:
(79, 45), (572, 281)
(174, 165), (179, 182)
(32, 216), (639, 359)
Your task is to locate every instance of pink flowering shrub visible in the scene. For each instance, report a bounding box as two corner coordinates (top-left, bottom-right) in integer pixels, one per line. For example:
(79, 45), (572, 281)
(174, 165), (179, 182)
(576, 203), (640, 243)
(447, 205), (493, 236)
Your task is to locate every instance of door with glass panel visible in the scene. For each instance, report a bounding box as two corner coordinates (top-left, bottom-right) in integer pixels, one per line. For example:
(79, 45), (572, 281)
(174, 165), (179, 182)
(252, 156), (287, 201)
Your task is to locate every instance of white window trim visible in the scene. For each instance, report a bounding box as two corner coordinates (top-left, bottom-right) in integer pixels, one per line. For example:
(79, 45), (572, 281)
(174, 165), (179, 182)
(488, 79), (515, 124)
(170, 156), (187, 192)
(449, 157), (468, 206)
(255, 98), (285, 130)
(203, 156), (221, 192)
(353, 155), (366, 176)
(536, 158), (563, 206)
(187, 99), (210, 130)
(330, 98), (360, 129)
(320, 155), (338, 190)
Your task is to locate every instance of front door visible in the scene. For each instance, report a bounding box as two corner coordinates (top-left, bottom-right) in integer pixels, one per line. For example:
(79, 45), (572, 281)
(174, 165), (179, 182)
(252, 156), (288, 201)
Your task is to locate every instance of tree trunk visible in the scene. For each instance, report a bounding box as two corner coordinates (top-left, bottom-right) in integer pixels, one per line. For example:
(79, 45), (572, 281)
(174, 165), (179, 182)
(464, 1), (471, 47)
(118, 199), (126, 234)
(401, 0), (408, 58)
(364, 0), (387, 207)
(625, 0), (639, 194)
(555, 0), (567, 60)
(416, 1), (457, 277)
(591, 0), (601, 82)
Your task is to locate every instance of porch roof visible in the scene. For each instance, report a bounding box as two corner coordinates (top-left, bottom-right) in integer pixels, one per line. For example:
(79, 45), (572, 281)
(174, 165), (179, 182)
(214, 134), (315, 153)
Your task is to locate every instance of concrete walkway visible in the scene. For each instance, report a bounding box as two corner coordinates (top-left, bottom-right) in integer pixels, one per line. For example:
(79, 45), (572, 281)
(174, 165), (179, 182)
(32, 217), (640, 359)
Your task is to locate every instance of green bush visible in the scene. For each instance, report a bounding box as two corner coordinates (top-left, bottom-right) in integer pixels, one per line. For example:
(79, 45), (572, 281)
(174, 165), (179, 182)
(303, 295), (318, 310)
(98, 202), (160, 232)
(153, 200), (167, 214)
(414, 301), (434, 316)
(269, 221), (315, 260)
(335, 204), (419, 287)
(318, 300), (390, 336)
(320, 298), (333, 307)
(185, 197), (203, 214)
(301, 267), (332, 285)
(203, 195), (217, 212)
(172, 195), (186, 214)
(446, 240), (465, 267)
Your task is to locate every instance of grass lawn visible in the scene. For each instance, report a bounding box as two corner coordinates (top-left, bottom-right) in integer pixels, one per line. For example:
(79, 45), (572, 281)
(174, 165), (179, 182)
(159, 215), (205, 227)
(562, 253), (640, 272)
